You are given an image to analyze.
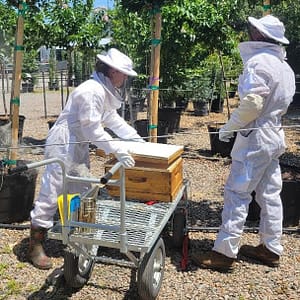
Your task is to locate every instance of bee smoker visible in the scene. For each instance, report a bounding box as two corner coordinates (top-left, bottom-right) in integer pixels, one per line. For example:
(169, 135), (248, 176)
(78, 185), (100, 232)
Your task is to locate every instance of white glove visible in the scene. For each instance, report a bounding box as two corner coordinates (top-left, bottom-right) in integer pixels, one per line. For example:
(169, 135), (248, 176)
(219, 93), (264, 142)
(219, 126), (235, 142)
(114, 151), (135, 168)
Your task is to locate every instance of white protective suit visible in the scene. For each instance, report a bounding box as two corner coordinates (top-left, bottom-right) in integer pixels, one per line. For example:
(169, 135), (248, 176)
(31, 71), (142, 228)
(214, 41), (295, 257)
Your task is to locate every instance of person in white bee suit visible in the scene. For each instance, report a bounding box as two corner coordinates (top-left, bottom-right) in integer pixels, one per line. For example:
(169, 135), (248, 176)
(28, 48), (144, 269)
(191, 15), (295, 271)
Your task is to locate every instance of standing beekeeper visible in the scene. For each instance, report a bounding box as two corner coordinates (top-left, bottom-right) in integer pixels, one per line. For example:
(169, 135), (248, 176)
(28, 48), (144, 269)
(191, 15), (295, 271)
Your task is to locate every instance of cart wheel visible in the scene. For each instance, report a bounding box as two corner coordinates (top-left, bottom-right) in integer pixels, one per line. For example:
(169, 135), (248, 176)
(64, 246), (95, 288)
(137, 237), (166, 300)
(172, 211), (186, 249)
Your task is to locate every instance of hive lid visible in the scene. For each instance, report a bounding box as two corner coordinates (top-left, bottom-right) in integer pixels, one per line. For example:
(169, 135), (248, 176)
(128, 141), (183, 161)
(97, 142), (184, 168)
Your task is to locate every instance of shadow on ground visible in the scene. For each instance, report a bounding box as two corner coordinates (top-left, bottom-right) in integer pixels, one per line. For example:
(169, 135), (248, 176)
(22, 136), (46, 146)
(13, 237), (64, 263)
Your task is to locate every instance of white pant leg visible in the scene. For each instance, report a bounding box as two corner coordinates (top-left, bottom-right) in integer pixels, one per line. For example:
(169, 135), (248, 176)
(213, 153), (265, 258)
(213, 183), (252, 258)
(30, 163), (63, 228)
(213, 156), (283, 258)
(30, 163), (91, 228)
(255, 158), (283, 255)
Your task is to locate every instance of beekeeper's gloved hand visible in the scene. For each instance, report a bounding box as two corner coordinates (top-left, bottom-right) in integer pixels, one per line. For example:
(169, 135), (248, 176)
(219, 126), (235, 142)
(114, 151), (135, 168)
(219, 93), (264, 142)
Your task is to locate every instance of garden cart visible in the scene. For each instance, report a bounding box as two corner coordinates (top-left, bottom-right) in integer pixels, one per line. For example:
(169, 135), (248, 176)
(9, 157), (189, 300)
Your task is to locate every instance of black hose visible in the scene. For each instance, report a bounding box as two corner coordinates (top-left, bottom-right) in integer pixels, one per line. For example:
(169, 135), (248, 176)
(188, 226), (300, 234)
(0, 223), (30, 230)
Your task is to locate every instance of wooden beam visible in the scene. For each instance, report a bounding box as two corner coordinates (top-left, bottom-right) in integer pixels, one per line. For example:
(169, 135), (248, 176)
(149, 6), (162, 143)
(263, 0), (271, 16)
(10, 1), (26, 164)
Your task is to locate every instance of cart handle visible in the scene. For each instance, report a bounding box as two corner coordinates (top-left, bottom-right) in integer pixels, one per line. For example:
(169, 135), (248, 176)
(8, 158), (66, 176)
(100, 161), (122, 184)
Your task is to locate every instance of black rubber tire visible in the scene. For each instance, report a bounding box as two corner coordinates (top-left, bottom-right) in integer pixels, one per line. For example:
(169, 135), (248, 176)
(63, 246), (94, 289)
(172, 211), (186, 248)
(137, 238), (166, 300)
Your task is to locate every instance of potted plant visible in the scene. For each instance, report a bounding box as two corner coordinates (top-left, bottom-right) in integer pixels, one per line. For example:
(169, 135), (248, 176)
(21, 49), (39, 93)
(198, 52), (242, 157)
(185, 70), (213, 116)
(48, 47), (59, 90)
(21, 73), (34, 93)
(228, 81), (238, 98)
(210, 67), (225, 113)
(247, 163), (300, 226)
(157, 88), (186, 134)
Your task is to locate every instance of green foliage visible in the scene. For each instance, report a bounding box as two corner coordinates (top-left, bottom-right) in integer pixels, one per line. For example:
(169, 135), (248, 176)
(118, 0), (173, 12)
(48, 47), (58, 85)
(38, 1), (96, 49)
(185, 71), (212, 103)
(183, 50), (242, 102)
(3, 0), (300, 93)
(111, 8), (150, 85)
(6, 0), (39, 7)
(0, 2), (16, 62)
(272, 0), (300, 43)
(22, 48), (39, 85)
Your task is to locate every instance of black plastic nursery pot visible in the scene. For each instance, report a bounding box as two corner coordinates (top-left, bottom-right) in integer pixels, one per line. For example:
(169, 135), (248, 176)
(247, 166), (300, 227)
(193, 101), (209, 116)
(158, 107), (183, 134)
(0, 115), (26, 144)
(0, 160), (38, 224)
(228, 91), (236, 98)
(175, 98), (189, 111)
(207, 122), (236, 158)
(210, 95), (224, 113)
(47, 118), (57, 130)
(117, 97), (145, 123)
(47, 115), (60, 130)
(134, 119), (169, 144)
(21, 82), (34, 93)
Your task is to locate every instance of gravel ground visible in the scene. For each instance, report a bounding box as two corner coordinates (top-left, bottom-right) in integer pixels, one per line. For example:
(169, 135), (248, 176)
(0, 90), (299, 300)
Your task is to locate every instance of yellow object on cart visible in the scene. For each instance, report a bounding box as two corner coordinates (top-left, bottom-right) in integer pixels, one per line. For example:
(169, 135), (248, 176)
(57, 194), (80, 225)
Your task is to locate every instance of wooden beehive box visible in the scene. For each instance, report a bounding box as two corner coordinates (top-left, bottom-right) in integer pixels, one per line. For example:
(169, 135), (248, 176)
(98, 142), (184, 202)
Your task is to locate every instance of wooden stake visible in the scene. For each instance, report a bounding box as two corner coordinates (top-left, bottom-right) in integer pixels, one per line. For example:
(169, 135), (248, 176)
(10, 1), (26, 164)
(1, 64), (8, 115)
(148, 15), (154, 128)
(218, 52), (230, 119)
(149, 6), (161, 143)
(263, 0), (271, 16)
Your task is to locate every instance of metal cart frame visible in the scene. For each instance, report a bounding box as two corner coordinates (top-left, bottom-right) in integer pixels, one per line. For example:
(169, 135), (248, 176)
(10, 158), (189, 300)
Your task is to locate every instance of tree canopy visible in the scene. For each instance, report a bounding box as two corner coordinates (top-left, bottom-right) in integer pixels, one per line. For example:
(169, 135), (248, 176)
(1, 0), (300, 86)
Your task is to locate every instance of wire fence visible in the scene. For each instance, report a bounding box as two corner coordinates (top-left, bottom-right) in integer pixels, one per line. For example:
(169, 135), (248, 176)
(1, 123), (300, 153)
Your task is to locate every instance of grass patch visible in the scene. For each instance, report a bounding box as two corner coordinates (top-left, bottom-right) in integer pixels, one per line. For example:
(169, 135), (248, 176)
(0, 279), (22, 300)
(0, 244), (12, 254)
(0, 263), (8, 276)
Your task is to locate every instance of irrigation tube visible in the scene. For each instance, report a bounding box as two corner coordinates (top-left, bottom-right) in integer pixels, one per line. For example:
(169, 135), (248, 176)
(0, 223), (298, 234)
(188, 225), (300, 234)
(0, 220), (62, 230)
(0, 223), (30, 230)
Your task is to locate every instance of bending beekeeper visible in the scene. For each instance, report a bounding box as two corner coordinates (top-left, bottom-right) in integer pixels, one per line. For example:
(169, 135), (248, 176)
(192, 15), (295, 271)
(28, 48), (144, 269)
